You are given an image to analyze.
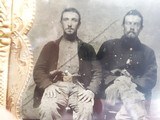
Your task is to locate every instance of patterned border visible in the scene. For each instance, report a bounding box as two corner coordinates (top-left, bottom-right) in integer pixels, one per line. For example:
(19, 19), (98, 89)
(0, 0), (36, 119)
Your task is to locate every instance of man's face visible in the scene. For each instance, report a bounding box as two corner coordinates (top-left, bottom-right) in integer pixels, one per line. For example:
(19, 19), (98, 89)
(123, 15), (142, 39)
(61, 11), (80, 35)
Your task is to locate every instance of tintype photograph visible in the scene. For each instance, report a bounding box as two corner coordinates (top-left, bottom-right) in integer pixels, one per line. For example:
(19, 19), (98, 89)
(0, 0), (160, 120)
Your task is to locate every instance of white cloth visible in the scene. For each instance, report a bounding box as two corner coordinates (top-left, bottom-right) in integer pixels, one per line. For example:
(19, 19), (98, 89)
(105, 75), (148, 120)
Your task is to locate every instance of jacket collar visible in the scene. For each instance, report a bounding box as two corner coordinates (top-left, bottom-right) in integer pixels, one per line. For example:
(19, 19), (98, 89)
(55, 35), (81, 44)
(121, 35), (142, 50)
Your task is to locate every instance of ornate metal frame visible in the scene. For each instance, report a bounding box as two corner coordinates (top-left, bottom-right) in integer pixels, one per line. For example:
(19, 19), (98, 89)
(0, 0), (35, 119)
(0, 0), (159, 120)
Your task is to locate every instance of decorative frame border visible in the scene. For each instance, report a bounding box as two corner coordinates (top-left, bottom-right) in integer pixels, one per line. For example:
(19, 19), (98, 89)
(1, 0), (160, 119)
(0, 0), (35, 119)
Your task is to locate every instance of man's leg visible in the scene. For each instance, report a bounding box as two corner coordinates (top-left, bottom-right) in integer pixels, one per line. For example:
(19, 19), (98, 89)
(39, 82), (69, 120)
(105, 79), (148, 120)
(116, 82), (148, 120)
(115, 100), (148, 120)
(69, 84), (94, 120)
(115, 105), (132, 120)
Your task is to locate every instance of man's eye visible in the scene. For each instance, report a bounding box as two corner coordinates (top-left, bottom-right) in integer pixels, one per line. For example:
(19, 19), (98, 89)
(125, 22), (131, 25)
(134, 23), (140, 26)
(72, 18), (78, 22)
(63, 18), (68, 21)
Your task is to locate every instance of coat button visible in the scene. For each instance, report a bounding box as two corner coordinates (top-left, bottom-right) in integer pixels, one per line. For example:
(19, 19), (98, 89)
(130, 48), (133, 51)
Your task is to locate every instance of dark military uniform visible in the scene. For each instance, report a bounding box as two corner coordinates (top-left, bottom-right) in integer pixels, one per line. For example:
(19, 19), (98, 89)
(97, 35), (157, 109)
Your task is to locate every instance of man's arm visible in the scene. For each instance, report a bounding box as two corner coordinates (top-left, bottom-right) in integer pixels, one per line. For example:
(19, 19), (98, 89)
(87, 60), (102, 94)
(33, 43), (53, 89)
(132, 49), (157, 92)
(96, 42), (118, 87)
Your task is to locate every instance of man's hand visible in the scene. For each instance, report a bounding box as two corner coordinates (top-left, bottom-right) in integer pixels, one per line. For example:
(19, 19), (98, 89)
(49, 70), (63, 82)
(44, 84), (62, 98)
(111, 69), (122, 76)
(114, 75), (132, 87)
(78, 90), (94, 104)
(121, 69), (132, 77)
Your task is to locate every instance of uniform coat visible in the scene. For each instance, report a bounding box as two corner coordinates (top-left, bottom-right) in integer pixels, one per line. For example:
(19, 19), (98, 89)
(33, 36), (100, 107)
(97, 36), (157, 103)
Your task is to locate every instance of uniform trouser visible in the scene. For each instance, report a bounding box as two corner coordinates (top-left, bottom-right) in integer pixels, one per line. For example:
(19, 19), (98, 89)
(105, 77), (148, 120)
(39, 81), (93, 120)
(115, 102), (147, 120)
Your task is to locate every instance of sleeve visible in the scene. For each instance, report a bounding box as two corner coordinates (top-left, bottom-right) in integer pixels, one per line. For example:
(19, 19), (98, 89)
(78, 43), (101, 94)
(33, 43), (53, 90)
(96, 42), (118, 87)
(87, 60), (102, 94)
(132, 49), (157, 92)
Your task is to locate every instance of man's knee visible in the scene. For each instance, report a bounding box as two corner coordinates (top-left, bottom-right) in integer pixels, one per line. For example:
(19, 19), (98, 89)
(79, 101), (93, 114)
(39, 102), (62, 120)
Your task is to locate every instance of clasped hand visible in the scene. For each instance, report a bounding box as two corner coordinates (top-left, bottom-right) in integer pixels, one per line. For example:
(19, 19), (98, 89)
(78, 90), (94, 105)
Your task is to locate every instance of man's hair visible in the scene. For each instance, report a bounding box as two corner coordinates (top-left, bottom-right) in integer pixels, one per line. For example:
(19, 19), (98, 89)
(60, 7), (81, 24)
(122, 9), (143, 28)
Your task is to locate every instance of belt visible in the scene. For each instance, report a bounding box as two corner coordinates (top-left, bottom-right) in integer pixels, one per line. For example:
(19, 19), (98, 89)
(62, 74), (84, 88)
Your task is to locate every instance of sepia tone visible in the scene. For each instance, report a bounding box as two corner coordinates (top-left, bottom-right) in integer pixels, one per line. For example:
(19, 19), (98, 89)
(0, 0), (35, 119)
(0, 0), (160, 120)
(23, 0), (160, 119)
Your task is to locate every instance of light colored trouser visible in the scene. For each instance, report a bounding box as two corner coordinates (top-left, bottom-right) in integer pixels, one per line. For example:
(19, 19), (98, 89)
(39, 81), (93, 120)
(105, 76), (148, 120)
(115, 102), (147, 120)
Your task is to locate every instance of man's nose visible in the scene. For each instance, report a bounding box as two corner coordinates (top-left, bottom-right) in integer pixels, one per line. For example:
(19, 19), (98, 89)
(67, 21), (72, 27)
(130, 27), (134, 31)
(130, 24), (135, 30)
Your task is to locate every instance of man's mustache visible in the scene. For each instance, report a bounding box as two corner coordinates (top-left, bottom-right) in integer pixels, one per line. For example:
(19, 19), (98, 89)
(65, 28), (74, 31)
(127, 31), (135, 35)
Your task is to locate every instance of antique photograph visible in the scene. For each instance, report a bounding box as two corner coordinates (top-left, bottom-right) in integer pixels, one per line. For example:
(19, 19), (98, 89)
(21, 0), (160, 120)
(0, 0), (159, 120)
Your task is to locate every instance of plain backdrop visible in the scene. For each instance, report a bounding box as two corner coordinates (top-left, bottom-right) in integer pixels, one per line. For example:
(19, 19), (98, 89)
(22, 0), (160, 119)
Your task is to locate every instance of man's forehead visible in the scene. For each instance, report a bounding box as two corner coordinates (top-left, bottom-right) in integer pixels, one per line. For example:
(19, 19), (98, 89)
(62, 11), (79, 18)
(125, 15), (141, 22)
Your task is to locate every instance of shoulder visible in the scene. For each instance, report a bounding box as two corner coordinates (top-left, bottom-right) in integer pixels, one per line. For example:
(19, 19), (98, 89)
(78, 39), (96, 59)
(141, 43), (155, 54)
(45, 41), (55, 46)
(78, 39), (94, 50)
(100, 38), (120, 47)
(43, 38), (61, 48)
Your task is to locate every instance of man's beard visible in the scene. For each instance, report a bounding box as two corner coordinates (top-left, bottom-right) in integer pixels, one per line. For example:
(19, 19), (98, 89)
(63, 32), (77, 41)
(125, 31), (137, 39)
(122, 34), (140, 49)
